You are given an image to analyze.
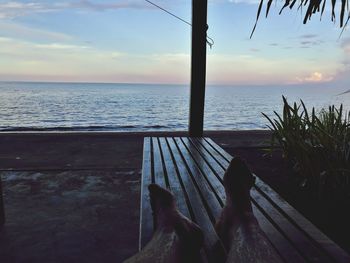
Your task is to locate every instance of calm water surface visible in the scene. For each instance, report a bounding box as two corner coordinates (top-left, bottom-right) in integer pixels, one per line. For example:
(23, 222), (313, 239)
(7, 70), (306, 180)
(0, 82), (349, 131)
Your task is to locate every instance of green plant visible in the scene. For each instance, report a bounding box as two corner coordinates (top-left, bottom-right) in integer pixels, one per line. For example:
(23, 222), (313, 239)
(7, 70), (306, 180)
(263, 97), (350, 200)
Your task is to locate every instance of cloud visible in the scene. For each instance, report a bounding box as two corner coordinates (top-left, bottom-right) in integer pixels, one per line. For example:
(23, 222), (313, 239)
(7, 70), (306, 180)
(227, 0), (259, 4)
(299, 38), (324, 48)
(300, 34), (318, 39)
(0, 2), (56, 19)
(341, 38), (350, 54)
(330, 37), (350, 85)
(70, 0), (150, 11)
(34, 43), (89, 50)
(0, 21), (73, 42)
(296, 72), (333, 83)
(205, 53), (338, 85)
(0, 37), (191, 84)
(0, 1), (150, 19)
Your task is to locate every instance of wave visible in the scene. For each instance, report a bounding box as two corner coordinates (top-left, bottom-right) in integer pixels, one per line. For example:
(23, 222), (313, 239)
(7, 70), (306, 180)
(0, 124), (172, 132)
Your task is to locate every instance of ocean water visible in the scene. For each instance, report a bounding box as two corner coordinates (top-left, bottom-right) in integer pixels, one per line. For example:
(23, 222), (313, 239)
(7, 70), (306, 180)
(0, 82), (349, 131)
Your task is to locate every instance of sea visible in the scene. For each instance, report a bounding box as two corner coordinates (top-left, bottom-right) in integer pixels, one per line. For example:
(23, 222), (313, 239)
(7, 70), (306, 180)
(0, 82), (349, 132)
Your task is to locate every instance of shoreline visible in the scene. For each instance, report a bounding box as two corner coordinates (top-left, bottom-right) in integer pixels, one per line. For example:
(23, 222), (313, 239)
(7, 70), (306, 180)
(0, 129), (270, 135)
(0, 130), (271, 171)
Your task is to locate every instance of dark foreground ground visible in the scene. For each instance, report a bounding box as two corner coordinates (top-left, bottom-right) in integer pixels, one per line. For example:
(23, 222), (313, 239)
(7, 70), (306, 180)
(0, 131), (349, 262)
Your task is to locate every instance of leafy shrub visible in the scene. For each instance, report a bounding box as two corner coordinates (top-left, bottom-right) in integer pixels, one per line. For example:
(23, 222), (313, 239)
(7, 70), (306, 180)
(263, 97), (350, 200)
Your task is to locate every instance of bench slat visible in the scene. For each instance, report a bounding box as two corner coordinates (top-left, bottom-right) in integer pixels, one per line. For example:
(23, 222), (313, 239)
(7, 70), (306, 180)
(139, 137), (154, 250)
(254, 178), (350, 263)
(157, 138), (191, 219)
(164, 138), (226, 258)
(252, 205), (307, 263)
(176, 138), (225, 210)
(151, 137), (167, 189)
(251, 189), (331, 262)
(189, 138), (226, 177)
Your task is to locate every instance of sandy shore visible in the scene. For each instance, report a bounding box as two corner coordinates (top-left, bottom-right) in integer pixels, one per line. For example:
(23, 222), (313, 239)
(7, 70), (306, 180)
(0, 131), (270, 262)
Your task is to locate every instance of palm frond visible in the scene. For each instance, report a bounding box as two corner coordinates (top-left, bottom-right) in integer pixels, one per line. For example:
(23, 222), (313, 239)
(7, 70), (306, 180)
(251, 0), (350, 37)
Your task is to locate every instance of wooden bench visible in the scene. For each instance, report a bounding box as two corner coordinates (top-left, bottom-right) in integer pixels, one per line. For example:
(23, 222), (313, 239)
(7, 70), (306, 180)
(140, 137), (350, 262)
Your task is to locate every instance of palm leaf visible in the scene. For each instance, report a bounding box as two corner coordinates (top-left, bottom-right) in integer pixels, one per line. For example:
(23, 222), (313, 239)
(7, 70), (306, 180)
(252, 0), (350, 37)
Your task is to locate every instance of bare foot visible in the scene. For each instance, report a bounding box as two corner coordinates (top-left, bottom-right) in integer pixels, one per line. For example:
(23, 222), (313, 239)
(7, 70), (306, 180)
(123, 184), (203, 263)
(216, 157), (282, 263)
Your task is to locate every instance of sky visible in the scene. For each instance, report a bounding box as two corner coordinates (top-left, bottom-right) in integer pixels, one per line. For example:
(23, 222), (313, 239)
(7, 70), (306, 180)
(0, 0), (349, 86)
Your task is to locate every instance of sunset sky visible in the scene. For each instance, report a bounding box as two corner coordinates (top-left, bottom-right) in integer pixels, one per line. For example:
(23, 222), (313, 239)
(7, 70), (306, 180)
(0, 0), (349, 86)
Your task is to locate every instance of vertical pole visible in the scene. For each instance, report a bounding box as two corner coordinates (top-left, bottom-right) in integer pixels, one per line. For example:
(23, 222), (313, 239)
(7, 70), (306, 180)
(189, 0), (208, 137)
(0, 176), (4, 227)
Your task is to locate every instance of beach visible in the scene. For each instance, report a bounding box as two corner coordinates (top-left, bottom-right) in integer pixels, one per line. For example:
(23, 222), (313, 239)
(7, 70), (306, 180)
(1, 131), (349, 262)
(0, 131), (271, 262)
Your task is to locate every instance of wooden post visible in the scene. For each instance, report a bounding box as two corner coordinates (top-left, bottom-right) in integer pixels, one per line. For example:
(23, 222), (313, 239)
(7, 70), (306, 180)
(189, 0), (208, 137)
(0, 176), (4, 227)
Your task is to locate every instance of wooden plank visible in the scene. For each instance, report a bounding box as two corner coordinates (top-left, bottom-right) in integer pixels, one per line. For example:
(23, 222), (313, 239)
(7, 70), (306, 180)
(252, 204), (307, 263)
(184, 137), (225, 180)
(151, 137), (167, 189)
(204, 138), (233, 162)
(189, 0), (208, 137)
(139, 137), (153, 250)
(164, 137), (226, 260)
(193, 138), (229, 169)
(173, 138), (223, 220)
(179, 137), (226, 203)
(251, 189), (331, 262)
(254, 177), (350, 263)
(158, 138), (191, 219)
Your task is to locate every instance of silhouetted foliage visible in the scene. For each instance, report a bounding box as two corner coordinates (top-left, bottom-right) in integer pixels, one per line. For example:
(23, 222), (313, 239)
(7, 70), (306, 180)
(252, 0), (350, 37)
(263, 97), (350, 200)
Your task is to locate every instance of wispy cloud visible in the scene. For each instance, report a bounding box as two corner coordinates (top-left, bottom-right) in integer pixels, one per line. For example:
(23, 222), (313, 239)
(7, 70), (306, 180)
(34, 43), (89, 50)
(0, 1), (150, 19)
(341, 38), (350, 54)
(0, 1), (56, 19)
(70, 0), (150, 11)
(331, 38), (350, 85)
(297, 34), (324, 48)
(227, 0), (259, 4)
(0, 21), (73, 41)
(300, 34), (319, 39)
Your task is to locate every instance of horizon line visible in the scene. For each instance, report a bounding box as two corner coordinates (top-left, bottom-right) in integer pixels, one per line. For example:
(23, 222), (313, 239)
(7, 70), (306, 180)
(0, 80), (329, 88)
